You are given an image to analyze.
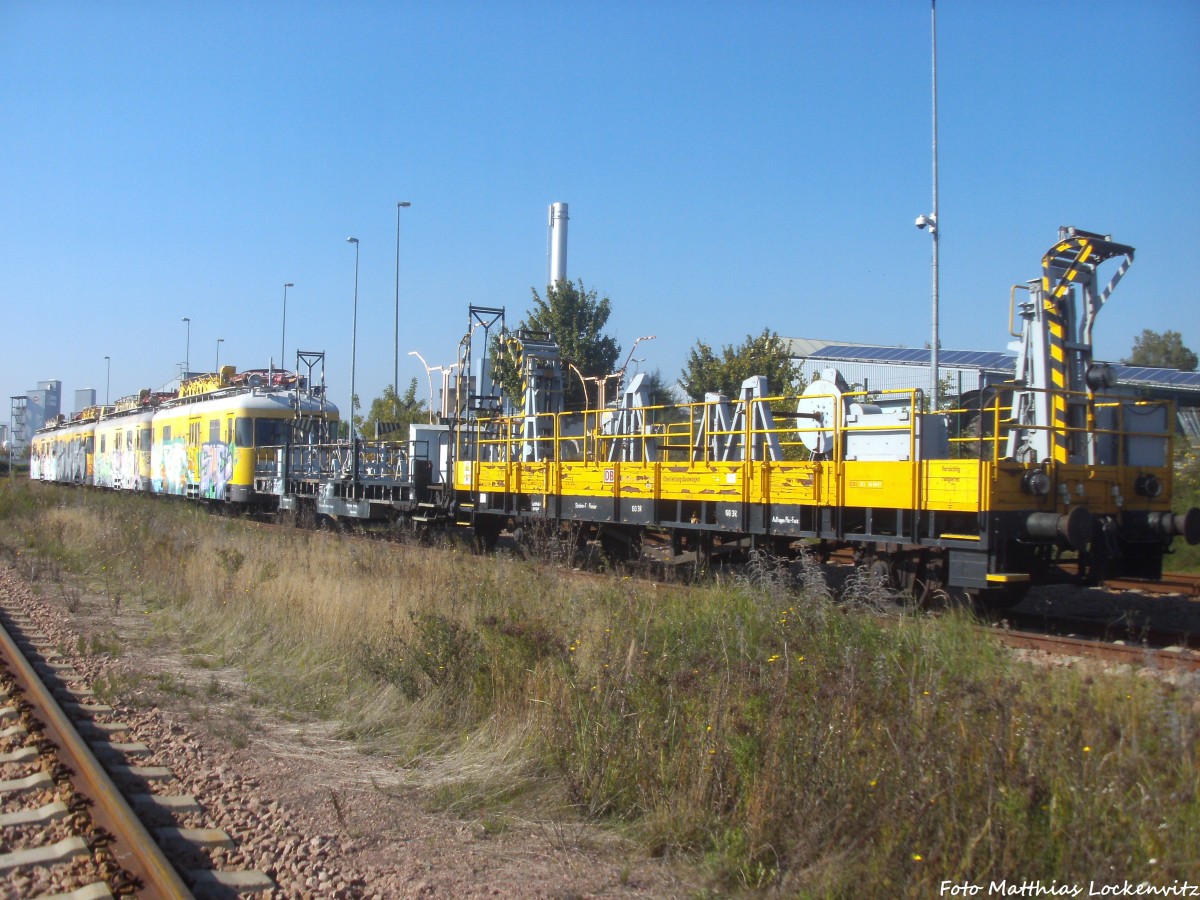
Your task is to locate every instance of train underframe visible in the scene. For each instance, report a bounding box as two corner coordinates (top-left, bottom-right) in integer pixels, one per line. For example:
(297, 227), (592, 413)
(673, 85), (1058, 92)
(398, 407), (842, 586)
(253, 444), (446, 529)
(460, 493), (1191, 607)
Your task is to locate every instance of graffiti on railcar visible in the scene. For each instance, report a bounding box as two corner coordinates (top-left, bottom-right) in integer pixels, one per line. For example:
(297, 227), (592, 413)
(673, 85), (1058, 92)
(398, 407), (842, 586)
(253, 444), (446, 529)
(200, 442), (237, 499)
(94, 450), (114, 488)
(54, 440), (89, 483)
(152, 439), (189, 495)
(115, 446), (142, 489)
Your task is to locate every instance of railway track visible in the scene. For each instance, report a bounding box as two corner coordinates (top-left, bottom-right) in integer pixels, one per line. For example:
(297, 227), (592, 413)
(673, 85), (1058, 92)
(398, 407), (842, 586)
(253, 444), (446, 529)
(985, 626), (1200, 673)
(0, 605), (273, 897)
(1102, 572), (1200, 597)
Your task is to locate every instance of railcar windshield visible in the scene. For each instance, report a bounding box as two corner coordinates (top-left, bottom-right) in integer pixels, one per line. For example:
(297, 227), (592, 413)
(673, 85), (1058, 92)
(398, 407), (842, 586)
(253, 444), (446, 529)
(253, 417), (291, 447)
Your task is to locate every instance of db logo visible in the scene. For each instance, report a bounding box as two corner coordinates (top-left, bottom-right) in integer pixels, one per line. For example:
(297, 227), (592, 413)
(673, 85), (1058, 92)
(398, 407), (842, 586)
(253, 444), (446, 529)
(603, 468), (615, 484)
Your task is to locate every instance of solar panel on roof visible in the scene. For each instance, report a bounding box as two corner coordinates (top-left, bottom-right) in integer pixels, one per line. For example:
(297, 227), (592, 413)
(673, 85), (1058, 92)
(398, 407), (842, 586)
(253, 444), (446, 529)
(797, 344), (1199, 393)
(805, 343), (1020, 370)
(1110, 366), (1200, 392)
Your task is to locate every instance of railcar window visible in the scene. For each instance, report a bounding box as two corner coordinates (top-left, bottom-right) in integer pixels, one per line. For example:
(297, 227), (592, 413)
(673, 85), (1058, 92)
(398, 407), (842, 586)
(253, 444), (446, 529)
(163, 426), (172, 441)
(235, 417), (253, 447)
(100, 435), (106, 453)
(127, 431), (133, 450)
(139, 429), (151, 451)
(255, 418), (290, 447)
(86, 437), (94, 453)
(209, 420), (221, 443)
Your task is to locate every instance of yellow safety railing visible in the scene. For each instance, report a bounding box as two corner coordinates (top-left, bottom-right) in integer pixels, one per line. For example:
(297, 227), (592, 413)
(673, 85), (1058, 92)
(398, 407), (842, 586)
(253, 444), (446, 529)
(455, 384), (1175, 500)
(461, 387), (927, 469)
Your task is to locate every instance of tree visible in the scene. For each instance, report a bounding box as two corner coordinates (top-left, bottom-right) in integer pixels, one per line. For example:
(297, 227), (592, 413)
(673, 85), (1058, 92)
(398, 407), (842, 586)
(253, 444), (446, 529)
(491, 279), (621, 410)
(337, 393), (361, 439)
(679, 329), (802, 402)
(1122, 329), (1198, 372)
(360, 378), (427, 439)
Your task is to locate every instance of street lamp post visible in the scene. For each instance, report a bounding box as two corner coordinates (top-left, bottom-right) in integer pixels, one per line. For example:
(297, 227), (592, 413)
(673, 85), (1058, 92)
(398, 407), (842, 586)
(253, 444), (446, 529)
(104, 356), (110, 406)
(568, 363), (591, 410)
(216, 338), (224, 373)
(929, 0), (939, 411)
(914, 0), (941, 411)
(394, 202), (412, 394)
(619, 336), (656, 382)
(346, 238), (360, 440)
(182, 317), (191, 380)
(408, 350), (443, 424)
(281, 282), (294, 373)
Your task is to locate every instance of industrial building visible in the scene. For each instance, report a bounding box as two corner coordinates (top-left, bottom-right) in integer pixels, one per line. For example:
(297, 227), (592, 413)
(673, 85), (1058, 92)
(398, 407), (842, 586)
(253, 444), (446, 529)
(7, 380), (61, 450)
(74, 388), (97, 414)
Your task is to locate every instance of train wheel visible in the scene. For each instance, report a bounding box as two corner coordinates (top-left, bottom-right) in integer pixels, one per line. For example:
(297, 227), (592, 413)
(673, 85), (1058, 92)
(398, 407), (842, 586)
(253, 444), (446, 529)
(599, 526), (643, 566)
(967, 585), (1030, 611)
(474, 516), (503, 553)
(867, 555), (897, 590)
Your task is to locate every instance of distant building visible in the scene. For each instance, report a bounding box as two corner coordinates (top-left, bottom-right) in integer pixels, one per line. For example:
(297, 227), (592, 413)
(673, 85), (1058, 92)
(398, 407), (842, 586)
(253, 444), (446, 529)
(785, 339), (1016, 397)
(25, 380), (61, 437)
(74, 388), (97, 413)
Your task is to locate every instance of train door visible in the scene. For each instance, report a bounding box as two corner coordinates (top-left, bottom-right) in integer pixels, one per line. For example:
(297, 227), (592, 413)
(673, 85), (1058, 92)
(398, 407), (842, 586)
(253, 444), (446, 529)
(188, 417), (202, 495)
(113, 428), (123, 488)
(204, 418), (225, 499)
(125, 428), (135, 490)
(138, 425), (152, 490)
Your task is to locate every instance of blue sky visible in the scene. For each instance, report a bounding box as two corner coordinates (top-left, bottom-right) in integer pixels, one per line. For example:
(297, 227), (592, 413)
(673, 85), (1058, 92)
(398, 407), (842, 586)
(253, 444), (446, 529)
(3, 1), (1198, 422)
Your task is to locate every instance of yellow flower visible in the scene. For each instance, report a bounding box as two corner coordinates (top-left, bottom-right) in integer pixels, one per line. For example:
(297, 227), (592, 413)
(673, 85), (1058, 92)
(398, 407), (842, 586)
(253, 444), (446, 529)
(1083, 746), (1091, 753)
(912, 854), (922, 861)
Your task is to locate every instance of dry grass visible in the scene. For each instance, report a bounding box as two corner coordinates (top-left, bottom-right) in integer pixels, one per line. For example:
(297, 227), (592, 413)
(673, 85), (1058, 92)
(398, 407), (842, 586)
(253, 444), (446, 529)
(2, 481), (1198, 895)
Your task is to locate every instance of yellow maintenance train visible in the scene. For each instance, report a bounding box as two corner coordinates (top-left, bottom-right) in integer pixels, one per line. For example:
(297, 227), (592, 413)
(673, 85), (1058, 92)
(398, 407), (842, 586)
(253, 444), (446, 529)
(456, 231), (1189, 600)
(32, 228), (1200, 604)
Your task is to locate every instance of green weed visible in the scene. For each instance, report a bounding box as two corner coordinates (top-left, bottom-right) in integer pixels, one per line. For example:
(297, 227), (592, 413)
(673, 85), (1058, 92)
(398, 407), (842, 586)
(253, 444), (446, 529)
(1, 480), (1196, 893)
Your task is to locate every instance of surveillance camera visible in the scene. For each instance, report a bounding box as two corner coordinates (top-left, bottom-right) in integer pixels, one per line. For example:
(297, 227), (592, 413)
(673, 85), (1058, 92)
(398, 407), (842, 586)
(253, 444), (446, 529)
(915, 214), (931, 230)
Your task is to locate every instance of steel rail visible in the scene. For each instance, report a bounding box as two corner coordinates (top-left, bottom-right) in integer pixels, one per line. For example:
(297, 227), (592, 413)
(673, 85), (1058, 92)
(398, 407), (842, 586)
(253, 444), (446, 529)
(1102, 573), (1200, 598)
(0, 615), (194, 898)
(984, 626), (1200, 672)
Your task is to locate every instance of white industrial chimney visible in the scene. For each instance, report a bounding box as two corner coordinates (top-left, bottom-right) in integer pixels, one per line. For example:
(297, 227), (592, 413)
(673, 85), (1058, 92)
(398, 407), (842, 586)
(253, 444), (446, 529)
(548, 202), (568, 286)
